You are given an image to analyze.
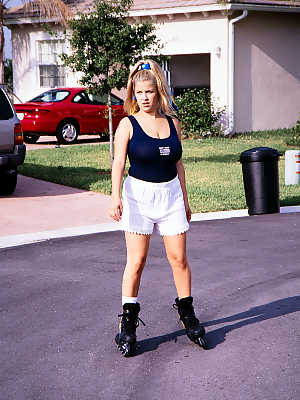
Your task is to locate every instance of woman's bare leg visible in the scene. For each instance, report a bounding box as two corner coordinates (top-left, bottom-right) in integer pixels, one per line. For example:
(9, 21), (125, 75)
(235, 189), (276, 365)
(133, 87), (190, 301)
(162, 232), (191, 299)
(122, 232), (151, 297)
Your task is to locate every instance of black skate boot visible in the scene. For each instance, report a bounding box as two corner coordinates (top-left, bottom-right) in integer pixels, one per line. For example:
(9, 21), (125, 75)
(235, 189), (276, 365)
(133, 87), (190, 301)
(173, 296), (207, 349)
(115, 303), (145, 357)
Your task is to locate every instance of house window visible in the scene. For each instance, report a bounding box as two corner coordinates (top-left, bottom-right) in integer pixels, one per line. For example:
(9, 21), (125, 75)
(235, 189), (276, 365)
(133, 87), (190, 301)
(38, 40), (65, 87)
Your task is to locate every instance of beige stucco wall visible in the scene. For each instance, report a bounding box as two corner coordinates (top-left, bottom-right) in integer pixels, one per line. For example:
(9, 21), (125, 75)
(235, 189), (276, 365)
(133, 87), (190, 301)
(156, 14), (228, 109)
(235, 12), (300, 132)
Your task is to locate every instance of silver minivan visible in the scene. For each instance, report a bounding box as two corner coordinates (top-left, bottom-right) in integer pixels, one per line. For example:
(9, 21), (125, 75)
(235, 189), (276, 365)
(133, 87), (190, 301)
(0, 86), (26, 195)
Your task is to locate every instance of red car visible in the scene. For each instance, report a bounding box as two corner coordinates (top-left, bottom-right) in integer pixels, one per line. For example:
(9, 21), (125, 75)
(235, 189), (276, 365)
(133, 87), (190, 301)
(14, 88), (126, 144)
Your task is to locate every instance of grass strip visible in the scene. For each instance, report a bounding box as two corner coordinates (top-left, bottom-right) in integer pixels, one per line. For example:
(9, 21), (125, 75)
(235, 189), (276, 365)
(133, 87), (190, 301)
(19, 129), (300, 213)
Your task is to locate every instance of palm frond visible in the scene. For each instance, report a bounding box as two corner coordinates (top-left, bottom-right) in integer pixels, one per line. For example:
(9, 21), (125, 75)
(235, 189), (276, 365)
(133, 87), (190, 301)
(22, 0), (72, 26)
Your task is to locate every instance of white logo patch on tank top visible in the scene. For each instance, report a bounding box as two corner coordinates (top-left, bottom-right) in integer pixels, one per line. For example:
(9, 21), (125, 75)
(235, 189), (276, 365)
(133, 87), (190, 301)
(159, 146), (170, 156)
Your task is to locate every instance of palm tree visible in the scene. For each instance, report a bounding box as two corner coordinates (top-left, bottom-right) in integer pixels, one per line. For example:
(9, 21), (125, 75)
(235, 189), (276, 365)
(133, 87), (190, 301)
(0, 0), (72, 84)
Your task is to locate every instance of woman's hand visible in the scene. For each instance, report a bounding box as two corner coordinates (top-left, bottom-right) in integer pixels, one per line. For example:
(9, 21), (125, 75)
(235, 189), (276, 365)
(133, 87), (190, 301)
(109, 197), (123, 221)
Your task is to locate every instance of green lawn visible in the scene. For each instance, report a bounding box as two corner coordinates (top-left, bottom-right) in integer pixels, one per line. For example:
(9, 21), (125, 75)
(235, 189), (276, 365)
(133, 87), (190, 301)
(19, 129), (300, 213)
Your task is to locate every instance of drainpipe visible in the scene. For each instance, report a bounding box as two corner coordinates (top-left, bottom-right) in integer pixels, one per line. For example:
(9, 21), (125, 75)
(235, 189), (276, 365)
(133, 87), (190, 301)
(224, 10), (248, 136)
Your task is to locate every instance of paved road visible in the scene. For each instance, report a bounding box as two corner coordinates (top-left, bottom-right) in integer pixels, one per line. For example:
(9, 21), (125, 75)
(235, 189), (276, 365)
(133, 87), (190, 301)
(1, 212), (299, 400)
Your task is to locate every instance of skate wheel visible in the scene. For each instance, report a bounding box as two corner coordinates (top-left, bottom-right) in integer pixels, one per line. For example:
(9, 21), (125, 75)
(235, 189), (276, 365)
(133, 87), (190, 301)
(195, 336), (208, 349)
(115, 334), (135, 357)
(120, 342), (134, 357)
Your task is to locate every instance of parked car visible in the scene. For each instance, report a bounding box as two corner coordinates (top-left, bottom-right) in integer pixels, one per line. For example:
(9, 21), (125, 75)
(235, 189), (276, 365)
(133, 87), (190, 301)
(14, 88), (126, 145)
(0, 86), (26, 195)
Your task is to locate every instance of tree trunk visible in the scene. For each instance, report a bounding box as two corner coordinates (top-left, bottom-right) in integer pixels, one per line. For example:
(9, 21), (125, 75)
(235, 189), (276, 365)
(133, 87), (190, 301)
(108, 91), (114, 165)
(0, 2), (4, 85)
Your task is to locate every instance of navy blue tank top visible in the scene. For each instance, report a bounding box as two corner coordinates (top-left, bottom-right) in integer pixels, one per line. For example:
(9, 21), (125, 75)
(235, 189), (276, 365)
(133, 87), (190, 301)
(127, 115), (182, 183)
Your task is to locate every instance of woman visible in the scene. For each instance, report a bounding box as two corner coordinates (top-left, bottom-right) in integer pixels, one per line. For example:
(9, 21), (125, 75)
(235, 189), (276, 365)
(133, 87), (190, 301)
(109, 59), (206, 356)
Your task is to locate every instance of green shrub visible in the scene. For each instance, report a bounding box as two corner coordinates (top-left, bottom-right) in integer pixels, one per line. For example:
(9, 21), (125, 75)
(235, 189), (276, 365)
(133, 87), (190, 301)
(285, 113), (300, 146)
(174, 88), (226, 138)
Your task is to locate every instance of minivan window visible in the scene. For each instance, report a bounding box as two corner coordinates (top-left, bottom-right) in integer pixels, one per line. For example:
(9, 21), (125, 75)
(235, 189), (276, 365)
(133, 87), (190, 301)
(0, 90), (14, 120)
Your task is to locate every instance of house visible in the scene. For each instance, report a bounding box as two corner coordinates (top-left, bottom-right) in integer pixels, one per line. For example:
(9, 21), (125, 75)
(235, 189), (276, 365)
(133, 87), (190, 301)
(4, 0), (300, 134)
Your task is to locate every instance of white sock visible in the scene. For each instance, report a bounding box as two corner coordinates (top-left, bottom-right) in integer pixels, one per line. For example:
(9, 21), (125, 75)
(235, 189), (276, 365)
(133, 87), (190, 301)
(122, 296), (138, 306)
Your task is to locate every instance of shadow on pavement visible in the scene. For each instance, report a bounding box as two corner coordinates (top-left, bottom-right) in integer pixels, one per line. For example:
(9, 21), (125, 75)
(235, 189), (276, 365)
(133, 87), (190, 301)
(134, 295), (300, 354)
(135, 329), (187, 356)
(204, 295), (300, 349)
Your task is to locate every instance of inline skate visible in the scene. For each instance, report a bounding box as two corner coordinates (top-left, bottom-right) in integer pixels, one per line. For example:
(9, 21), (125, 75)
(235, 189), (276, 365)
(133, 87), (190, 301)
(115, 302), (145, 357)
(173, 296), (207, 349)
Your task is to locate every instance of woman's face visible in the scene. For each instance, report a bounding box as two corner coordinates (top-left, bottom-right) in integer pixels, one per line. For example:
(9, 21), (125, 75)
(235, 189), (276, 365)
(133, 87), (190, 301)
(134, 80), (159, 114)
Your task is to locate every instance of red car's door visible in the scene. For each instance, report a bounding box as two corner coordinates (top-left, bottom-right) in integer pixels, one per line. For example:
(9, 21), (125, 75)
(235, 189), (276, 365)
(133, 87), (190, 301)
(84, 92), (125, 133)
(72, 91), (125, 134)
(71, 91), (107, 133)
(111, 95), (126, 131)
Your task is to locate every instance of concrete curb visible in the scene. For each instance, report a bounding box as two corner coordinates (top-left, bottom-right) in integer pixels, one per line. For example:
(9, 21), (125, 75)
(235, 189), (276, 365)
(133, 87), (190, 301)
(1, 205), (300, 250)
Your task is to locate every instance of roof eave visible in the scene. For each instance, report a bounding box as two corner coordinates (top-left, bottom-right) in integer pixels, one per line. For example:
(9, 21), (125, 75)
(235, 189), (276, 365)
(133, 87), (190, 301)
(4, 1), (300, 26)
(4, 16), (65, 26)
(128, 4), (227, 17)
(228, 2), (300, 12)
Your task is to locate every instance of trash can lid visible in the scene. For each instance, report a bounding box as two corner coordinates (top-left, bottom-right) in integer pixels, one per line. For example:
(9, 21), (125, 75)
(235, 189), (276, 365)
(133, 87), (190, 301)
(240, 147), (280, 163)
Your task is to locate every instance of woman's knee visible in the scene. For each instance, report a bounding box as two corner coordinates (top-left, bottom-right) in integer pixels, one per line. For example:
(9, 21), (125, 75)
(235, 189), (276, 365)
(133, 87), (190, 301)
(125, 255), (147, 274)
(168, 253), (189, 269)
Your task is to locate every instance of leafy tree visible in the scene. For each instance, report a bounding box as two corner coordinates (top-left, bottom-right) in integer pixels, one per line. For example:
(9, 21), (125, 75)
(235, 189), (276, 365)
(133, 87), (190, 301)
(0, 0), (72, 85)
(61, 0), (161, 162)
(4, 57), (12, 89)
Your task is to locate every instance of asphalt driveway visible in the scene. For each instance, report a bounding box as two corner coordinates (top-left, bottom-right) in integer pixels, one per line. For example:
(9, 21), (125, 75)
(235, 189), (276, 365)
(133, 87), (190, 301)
(1, 212), (299, 400)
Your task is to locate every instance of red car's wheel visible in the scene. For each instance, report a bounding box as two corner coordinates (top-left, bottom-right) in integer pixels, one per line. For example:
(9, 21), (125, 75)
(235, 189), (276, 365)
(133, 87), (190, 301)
(56, 121), (78, 144)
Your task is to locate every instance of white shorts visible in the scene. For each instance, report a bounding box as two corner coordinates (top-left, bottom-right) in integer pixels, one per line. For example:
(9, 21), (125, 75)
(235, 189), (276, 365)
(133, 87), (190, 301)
(121, 175), (189, 236)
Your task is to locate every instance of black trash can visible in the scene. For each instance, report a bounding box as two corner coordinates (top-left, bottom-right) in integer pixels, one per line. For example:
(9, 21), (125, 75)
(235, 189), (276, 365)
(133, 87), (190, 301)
(240, 147), (280, 215)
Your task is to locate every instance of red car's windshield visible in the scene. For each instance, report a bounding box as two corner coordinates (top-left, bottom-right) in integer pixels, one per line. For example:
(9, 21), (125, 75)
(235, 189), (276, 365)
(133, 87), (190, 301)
(30, 90), (70, 103)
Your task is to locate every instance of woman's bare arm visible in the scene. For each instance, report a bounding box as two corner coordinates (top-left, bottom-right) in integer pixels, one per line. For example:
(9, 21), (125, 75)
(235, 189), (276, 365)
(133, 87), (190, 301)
(109, 117), (131, 221)
(173, 118), (192, 222)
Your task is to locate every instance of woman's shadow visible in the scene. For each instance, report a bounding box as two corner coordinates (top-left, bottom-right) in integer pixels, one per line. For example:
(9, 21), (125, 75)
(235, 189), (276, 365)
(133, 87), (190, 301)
(135, 296), (300, 354)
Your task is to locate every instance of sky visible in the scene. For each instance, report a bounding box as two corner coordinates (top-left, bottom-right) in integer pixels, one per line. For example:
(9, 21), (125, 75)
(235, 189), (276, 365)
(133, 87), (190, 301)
(4, 0), (23, 59)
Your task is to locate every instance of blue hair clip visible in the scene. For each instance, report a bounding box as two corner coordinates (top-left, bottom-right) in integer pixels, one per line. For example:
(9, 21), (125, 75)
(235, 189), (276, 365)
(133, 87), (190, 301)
(139, 63), (151, 71)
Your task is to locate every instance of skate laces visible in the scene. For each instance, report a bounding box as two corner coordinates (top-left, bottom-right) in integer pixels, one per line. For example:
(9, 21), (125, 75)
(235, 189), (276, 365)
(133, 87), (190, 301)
(118, 312), (146, 327)
(173, 302), (196, 316)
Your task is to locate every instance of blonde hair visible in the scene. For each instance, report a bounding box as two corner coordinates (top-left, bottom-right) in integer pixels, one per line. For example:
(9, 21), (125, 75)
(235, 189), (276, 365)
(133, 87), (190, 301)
(124, 59), (176, 116)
